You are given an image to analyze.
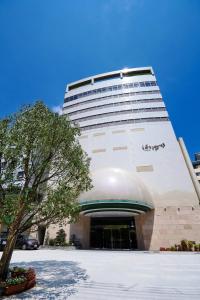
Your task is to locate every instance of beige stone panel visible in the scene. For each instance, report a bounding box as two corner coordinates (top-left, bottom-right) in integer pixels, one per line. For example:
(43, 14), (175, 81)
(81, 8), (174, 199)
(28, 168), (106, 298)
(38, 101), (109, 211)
(135, 215), (145, 250)
(136, 210), (154, 250)
(146, 206), (200, 249)
(69, 215), (90, 248)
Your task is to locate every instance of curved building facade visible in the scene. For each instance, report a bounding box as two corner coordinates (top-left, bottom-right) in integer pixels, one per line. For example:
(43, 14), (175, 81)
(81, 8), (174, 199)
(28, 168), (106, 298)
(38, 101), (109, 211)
(48, 67), (200, 250)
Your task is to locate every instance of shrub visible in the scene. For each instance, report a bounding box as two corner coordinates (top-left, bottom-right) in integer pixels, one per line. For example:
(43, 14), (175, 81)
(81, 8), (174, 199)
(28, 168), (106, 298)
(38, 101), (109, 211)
(160, 247), (166, 251)
(160, 240), (200, 252)
(48, 229), (67, 246)
(49, 239), (56, 246)
(5, 276), (26, 286)
(10, 267), (26, 274)
(181, 240), (188, 251)
(55, 229), (66, 246)
(177, 244), (182, 251)
(170, 246), (176, 251)
(188, 241), (194, 251)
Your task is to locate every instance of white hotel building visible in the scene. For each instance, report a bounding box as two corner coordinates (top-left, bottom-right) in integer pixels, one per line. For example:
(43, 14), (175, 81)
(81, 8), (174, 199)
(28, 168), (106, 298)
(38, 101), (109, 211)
(48, 67), (200, 250)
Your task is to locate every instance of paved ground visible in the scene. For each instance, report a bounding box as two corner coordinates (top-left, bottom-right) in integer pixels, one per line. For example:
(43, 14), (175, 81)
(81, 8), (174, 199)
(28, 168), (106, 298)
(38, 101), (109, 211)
(1, 249), (200, 299)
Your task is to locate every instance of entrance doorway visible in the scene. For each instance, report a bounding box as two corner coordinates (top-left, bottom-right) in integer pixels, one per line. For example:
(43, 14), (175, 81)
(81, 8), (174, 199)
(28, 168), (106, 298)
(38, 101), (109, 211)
(90, 217), (137, 249)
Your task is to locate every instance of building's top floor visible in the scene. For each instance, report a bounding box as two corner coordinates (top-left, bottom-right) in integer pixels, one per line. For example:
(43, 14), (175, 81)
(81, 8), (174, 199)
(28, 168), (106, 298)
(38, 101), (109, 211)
(66, 67), (154, 92)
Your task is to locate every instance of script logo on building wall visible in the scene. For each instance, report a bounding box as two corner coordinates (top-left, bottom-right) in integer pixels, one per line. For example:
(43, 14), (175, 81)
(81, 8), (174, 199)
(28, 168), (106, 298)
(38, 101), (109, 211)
(142, 143), (165, 151)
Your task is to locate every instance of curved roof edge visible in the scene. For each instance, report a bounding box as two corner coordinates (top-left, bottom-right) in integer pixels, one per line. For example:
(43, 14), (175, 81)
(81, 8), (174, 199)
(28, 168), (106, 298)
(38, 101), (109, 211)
(67, 66), (154, 91)
(79, 199), (154, 216)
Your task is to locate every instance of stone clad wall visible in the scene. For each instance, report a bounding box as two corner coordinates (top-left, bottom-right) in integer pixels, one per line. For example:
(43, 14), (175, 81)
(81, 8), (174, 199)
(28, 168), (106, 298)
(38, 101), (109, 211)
(69, 215), (90, 248)
(139, 206), (200, 250)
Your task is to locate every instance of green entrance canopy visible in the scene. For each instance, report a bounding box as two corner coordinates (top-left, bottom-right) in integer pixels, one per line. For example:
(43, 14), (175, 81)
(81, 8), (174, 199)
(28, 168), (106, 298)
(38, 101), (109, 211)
(79, 199), (154, 215)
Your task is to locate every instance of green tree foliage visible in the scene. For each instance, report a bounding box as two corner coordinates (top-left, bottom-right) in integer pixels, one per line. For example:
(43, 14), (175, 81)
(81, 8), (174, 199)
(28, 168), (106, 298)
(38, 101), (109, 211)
(0, 101), (92, 280)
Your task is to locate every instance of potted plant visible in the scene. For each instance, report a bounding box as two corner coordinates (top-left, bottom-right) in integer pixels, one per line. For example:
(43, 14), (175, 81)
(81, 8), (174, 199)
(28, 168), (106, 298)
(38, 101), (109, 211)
(1, 270), (36, 296)
(4, 276), (27, 296)
(11, 266), (27, 278)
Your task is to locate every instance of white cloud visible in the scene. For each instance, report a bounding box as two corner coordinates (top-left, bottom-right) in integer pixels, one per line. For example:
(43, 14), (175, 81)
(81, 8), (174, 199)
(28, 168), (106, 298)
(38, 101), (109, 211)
(52, 105), (62, 115)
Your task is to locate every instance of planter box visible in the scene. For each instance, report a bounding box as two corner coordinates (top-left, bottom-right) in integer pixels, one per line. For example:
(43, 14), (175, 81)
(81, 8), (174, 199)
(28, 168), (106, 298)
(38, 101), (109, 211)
(26, 278), (36, 290)
(25, 270), (36, 281)
(12, 268), (36, 281)
(2, 269), (36, 296)
(4, 282), (27, 296)
(3, 277), (36, 296)
(11, 271), (26, 278)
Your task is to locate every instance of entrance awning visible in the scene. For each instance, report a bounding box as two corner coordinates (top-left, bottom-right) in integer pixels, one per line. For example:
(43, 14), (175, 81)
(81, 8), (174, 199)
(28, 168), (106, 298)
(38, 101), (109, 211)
(79, 199), (154, 216)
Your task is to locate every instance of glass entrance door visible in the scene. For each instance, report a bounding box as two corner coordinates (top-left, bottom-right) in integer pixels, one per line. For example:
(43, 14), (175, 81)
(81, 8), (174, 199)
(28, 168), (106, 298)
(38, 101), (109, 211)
(90, 217), (137, 250)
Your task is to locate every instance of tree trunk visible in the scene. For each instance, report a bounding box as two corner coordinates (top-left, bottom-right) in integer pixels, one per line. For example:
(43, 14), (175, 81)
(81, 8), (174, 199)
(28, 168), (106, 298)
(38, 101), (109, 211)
(0, 231), (17, 281)
(0, 205), (25, 281)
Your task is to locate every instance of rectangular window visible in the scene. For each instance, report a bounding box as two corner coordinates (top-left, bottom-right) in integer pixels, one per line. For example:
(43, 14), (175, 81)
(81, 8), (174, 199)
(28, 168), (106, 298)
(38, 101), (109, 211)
(130, 128), (145, 132)
(113, 146), (128, 151)
(92, 149), (106, 153)
(136, 165), (154, 172)
(93, 132), (106, 137)
(112, 130), (126, 134)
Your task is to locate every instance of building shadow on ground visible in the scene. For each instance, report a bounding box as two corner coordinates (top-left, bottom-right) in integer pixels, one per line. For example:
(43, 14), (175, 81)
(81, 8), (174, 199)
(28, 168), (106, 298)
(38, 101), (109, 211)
(6, 260), (88, 299)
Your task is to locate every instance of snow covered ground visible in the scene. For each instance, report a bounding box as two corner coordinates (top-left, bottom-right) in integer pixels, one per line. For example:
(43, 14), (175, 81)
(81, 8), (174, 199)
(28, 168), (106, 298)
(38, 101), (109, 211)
(1, 249), (200, 299)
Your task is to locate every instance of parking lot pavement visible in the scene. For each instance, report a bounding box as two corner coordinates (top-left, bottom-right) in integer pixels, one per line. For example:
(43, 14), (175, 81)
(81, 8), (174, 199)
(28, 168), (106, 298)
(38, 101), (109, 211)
(1, 249), (200, 299)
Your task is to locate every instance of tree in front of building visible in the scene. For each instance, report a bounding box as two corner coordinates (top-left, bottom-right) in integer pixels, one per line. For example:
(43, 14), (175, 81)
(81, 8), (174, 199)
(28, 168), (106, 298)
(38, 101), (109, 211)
(0, 101), (92, 281)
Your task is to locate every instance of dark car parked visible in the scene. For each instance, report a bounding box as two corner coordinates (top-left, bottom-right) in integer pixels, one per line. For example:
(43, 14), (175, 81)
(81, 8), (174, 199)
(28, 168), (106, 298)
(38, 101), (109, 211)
(0, 232), (8, 251)
(0, 233), (40, 251)
(15, 235), (40, 250)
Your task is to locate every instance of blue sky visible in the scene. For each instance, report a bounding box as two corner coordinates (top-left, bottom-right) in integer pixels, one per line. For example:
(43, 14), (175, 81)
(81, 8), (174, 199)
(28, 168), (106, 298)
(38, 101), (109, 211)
(0, 0), (199, 158)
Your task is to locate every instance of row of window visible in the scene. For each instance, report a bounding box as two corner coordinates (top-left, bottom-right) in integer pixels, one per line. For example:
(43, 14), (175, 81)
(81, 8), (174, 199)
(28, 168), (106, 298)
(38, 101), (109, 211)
(80, 117), (169, 131)
(68, 70), (152, 91)
(92, 146), (128, 153)
(67, 98), (164, 117)
(64, 90), (161, 110)
(64, 81), (157, 103)
(79, 128), (145, 139)
(72, 107), (167, 123)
